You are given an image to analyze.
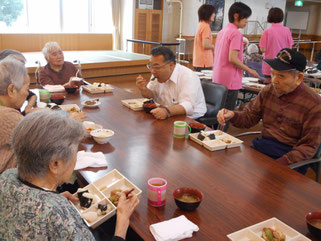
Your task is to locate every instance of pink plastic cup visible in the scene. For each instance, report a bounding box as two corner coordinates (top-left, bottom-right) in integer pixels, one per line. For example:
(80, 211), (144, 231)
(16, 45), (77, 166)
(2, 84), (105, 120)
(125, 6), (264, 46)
(148, 178), (167, 207)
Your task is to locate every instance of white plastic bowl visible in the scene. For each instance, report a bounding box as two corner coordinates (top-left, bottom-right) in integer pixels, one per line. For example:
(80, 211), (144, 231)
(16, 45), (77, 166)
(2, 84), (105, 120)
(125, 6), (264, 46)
(37, 102), (47, 108)
(82, 121), (103, 138)
(90, 129), (114, 144)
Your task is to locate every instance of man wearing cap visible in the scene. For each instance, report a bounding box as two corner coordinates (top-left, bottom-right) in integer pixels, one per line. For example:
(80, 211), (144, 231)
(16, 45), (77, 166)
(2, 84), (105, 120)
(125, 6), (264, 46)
(217, 48), (321, 173)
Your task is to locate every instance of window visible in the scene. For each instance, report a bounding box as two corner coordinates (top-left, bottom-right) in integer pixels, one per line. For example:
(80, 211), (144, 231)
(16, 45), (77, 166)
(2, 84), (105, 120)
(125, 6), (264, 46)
(62, 0), (89, 33)
(0, 0), (113, 33)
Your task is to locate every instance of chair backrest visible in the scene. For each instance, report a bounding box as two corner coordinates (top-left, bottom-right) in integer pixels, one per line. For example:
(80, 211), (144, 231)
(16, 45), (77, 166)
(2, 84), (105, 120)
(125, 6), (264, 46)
(201, 81), (228, 117)
(314, 143), (321, 158)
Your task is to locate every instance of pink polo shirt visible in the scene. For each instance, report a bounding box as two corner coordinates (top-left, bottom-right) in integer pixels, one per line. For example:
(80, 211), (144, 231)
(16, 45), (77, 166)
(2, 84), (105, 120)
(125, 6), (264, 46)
(212, 23), (243, 90)
(259, 23), (294, 76)
(193, 21), (213, 67)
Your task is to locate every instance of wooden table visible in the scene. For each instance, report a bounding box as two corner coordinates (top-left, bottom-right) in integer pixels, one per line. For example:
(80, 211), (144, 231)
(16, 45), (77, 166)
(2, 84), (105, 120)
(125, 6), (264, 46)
(64, 87), (321, 240)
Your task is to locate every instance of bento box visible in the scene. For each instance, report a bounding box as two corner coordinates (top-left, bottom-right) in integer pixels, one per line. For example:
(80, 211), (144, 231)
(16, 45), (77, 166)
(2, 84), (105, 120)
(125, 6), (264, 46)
(121, 98), (156, 111)
(189, 130), (243, 151)
(227, 217), (311, 241)
(59, 104), (81, 113)
(70, 169), (142, 229)
(82, 83), (114, 94)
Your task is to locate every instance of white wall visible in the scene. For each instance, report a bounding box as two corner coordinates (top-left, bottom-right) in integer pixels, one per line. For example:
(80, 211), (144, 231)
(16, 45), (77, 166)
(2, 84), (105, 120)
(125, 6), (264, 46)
(285, 1), (321, 35)
(162, 0), (286, 42)
(318, 5), (321, 36)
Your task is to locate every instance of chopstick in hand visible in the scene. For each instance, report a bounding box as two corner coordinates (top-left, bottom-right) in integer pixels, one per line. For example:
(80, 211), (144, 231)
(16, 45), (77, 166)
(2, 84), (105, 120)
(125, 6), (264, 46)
(217, 109), (227, 131)
(125, 188), (135, 199)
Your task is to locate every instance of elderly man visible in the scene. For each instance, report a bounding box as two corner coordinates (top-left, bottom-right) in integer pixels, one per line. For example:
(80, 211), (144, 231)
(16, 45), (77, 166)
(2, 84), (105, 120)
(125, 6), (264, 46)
(136, 46), (206, 120)
(217, 48), (321, 173)
(39, 42), (81, 86)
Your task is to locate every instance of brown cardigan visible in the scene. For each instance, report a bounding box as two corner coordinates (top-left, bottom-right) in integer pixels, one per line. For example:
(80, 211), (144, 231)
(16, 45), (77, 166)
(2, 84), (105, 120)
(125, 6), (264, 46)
(0, 106), (23, 173)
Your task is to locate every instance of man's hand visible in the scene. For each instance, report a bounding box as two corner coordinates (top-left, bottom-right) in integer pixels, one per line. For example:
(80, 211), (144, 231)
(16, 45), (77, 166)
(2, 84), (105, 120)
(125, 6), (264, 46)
(248, 69), (259, 78)
(136, 75), (149, 91)
(150, 107), (168, 120)
(217, 108), (235, 126)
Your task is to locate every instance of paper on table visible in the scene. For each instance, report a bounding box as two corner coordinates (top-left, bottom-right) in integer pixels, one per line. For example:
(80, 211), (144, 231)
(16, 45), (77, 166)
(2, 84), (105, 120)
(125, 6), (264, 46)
(75, 150), (107, 170)
(150, 215), (199, 241)
(44, 85), (65, 93)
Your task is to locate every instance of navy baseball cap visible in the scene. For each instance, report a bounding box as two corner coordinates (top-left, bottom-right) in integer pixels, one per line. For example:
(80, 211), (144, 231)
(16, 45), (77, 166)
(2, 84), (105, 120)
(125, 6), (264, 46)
(263, 48), (306, 72)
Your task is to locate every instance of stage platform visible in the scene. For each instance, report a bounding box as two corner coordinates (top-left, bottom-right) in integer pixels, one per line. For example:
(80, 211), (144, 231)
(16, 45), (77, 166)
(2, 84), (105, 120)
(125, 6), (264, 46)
(24, 50), (151, 85)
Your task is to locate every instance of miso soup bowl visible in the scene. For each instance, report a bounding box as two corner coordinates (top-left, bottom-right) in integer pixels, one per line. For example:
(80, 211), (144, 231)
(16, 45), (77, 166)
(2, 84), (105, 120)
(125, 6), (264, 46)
(189, 122), (206, 133)
(90, 129), (114, 144)
(50, 95), (65, 105)
(64, 84), (78, 94)
(173, 187), (203, 212)
(306, 211), (321, 238)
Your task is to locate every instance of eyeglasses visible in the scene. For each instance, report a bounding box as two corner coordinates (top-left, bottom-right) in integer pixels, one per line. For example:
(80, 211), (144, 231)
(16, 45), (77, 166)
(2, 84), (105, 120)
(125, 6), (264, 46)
(146, 62), (169, 71)
(277, 49), (292, 64)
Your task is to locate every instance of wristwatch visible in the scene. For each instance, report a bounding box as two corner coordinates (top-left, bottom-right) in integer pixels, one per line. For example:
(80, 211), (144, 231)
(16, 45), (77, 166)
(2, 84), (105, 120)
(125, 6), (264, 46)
(163, 107), (171, 118)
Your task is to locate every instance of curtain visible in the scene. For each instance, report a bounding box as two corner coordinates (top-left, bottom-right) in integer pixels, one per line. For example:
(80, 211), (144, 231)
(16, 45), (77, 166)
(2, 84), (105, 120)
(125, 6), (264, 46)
(111, 0), (121, 50)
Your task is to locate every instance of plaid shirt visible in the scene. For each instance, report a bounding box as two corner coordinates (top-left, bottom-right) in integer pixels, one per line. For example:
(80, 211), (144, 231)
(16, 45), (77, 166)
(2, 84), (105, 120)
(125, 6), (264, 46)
(231, 82), (321, 165)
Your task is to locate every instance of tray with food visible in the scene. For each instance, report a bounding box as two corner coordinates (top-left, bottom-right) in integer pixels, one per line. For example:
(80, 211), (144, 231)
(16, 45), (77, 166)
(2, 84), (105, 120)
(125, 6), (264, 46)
(82, 83), (114, 94)
(59, 104), (81, 113)
(189, 130), (243, 151)
(243, 82), (266, 90)
(121, 98), (152, 111)
(227, 217), (311, 241)
(70, 169), (142, 229)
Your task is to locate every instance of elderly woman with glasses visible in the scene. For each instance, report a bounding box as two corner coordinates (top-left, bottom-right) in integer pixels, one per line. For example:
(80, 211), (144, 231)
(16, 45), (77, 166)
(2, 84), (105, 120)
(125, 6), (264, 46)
(0, 57), (30, 174)
(0, 110), (139, 240)
(39, 42), (82, 86)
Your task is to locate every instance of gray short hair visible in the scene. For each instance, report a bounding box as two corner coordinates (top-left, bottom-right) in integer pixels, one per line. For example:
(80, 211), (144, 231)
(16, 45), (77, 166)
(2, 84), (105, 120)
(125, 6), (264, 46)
(0, 57), (27, 95)
(289, 69), (301, 77)
(42, 42), (62, 60)
(0, 49), (26, 64)
(12, 109), (85, 180)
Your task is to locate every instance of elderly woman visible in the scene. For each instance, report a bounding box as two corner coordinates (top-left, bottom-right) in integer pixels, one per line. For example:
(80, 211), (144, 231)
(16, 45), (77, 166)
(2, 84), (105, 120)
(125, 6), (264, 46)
(244, 44), (263, 78)
(0, 110), (139, 240)
(0, 49), (37, 114)
(0, 57), (30, 173)
(39, 42), (81, 86)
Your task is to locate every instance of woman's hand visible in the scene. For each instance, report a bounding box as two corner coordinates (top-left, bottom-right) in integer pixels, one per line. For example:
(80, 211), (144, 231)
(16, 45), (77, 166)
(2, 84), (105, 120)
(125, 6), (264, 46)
(114, 191), (139, 239)
(60, 191), (79, 202)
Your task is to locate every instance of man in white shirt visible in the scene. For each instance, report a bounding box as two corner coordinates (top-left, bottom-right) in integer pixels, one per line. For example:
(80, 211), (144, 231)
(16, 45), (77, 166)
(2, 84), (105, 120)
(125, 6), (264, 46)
(136, 46), (207, 120)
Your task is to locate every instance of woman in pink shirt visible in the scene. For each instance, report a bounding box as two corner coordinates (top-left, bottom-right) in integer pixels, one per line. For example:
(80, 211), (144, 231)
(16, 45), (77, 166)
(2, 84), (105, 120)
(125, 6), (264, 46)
(193, 4), (216, 72)
(213, 2), (259, 120)
(259, 8), (294, 78)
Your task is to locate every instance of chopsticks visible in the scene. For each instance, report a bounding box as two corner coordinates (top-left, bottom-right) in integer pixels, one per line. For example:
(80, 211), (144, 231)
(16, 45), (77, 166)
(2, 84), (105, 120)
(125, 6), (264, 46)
(217, 109), (227, 131)
(125, 188), (135, 198)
